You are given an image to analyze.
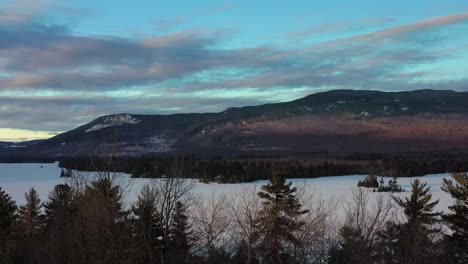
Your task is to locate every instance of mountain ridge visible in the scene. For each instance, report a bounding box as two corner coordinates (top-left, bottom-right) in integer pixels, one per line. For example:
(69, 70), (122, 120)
(4, 89), (468, 159)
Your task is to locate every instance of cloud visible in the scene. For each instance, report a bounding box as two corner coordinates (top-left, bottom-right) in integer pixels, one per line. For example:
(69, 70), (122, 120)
(329, 13), (468, 44)
(286, 22), (347, 39)
(0, 92), (273, 131)
(1, 10), (468, 135)
(1, 12), (466, 91)
(0, 11), (31, 24)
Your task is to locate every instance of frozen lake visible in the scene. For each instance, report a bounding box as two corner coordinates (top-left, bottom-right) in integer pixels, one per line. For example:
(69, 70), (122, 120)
(0, 162), (456, 214)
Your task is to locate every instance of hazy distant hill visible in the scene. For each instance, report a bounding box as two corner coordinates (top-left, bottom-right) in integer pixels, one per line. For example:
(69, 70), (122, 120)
(0, 139), (45, 148)
(7, 89), (468, 159)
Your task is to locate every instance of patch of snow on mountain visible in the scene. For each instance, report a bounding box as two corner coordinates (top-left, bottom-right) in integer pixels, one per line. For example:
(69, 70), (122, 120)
(201, 127), (217, 136)
(144, 136), (174, 152)
(85, 114), (141, 133)
(359, 111), (370, 117)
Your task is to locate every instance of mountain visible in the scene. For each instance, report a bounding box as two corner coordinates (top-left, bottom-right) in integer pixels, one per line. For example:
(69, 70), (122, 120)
(0, 139), (45, 148)
(6, 89), (468, 159)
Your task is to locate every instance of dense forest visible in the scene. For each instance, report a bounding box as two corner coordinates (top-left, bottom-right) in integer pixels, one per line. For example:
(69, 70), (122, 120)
(0, 164), (467, 263)
(58, 154), (468, 183)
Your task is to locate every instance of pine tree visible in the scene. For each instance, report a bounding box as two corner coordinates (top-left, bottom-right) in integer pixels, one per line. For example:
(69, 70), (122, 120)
(87, 177), (124, 215)
(376, 180), (442, 264)
(132, 184), (163, 263)
(18, 188), (44, 235)
(0, 187), (18, 262)
(357, 175), (378, 188)
(379, 177), (385, 187)
(440, 173), (468, 263)
(167, 201), (192, 264)
(44, 184), (74, 223)
(328, 226), (371, 264)
(17, 188), (44, 263)
(393, 179), (441, 225)
(255, 172), (308, 263)
(42, 184), (76, 263)
(85, 177), (131, 264)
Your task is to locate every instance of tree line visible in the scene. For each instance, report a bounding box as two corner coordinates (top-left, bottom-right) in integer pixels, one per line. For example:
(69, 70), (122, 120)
(1, 167), (467, 263)
(59, 155), (468, 183)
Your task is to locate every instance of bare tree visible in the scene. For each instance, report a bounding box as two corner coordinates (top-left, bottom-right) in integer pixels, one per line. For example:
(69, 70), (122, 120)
(193, 194), (232, 258)
(295, 187), (341, 264)
(229, 186), (262, 263)
(331, 188), (396, 263)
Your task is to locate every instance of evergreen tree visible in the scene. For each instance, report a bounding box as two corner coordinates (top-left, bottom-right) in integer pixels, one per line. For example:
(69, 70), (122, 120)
(376, 180), (442, 264)
(0, 187), (17, 263)
(167, 201), (192, 264)
(42, 184), (76, 264)
(393, 179), (441, 225)
(85, 177), (131, 264)
(17, 188), (44, 263)
(379, 177), (385, 187)
(131, 184), (163, 263)
(44, 184), (74, 223)
(327, 226), (372, 264)
(255, 172), (308, 263)
(440, 173), (468, 263)
(18, 188), (43, 235)
(389, 177), (396, 192)
(357, 175), (378, 188)
(87, 177), (124, 216)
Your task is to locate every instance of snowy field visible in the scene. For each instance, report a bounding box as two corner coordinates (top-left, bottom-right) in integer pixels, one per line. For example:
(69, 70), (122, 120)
(0, 162), (456, 215)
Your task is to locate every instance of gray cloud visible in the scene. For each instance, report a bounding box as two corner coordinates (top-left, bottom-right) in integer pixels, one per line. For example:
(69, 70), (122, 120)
(0, 94), (269, 131)
(1, 13), (467, 91)
(1, 10), (468, 133)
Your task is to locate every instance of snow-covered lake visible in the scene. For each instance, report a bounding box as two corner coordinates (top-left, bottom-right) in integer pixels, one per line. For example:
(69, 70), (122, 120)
(0, 162), (456, 214)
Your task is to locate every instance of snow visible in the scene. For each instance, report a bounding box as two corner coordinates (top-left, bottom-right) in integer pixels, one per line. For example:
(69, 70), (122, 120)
(200, 126), (218, 136)
(0, 163), (457, 216)
(143, 136), (174, 152)
(85, 114), (141, 133)
(360, 111), (370, 117)
(303, 105), (313, 111)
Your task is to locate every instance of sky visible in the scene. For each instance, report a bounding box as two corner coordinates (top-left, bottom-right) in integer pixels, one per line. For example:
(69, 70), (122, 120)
(1, 0), (468, 141)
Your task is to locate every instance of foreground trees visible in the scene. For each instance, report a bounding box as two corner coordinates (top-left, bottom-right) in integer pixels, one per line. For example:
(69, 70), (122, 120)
(167, 201), (193, 263)
(0, 187), (17, 264)
(16, 188), (44, 264)
(132, 184), (163, 263)
(440, 173), (468, 263)
(377, 179), (442, 264)
(1, 170), (468, 263)
(328, 188), (395, 264)
(255, 173), (309, 263)
(330, 179), (446, 264)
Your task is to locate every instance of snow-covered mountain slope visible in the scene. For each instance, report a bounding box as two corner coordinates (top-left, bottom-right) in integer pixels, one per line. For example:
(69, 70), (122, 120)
(85, 114), (141, 133)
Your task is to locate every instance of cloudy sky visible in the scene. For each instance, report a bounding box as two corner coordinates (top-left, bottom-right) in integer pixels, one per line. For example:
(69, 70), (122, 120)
(1, 0), (468, 141)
